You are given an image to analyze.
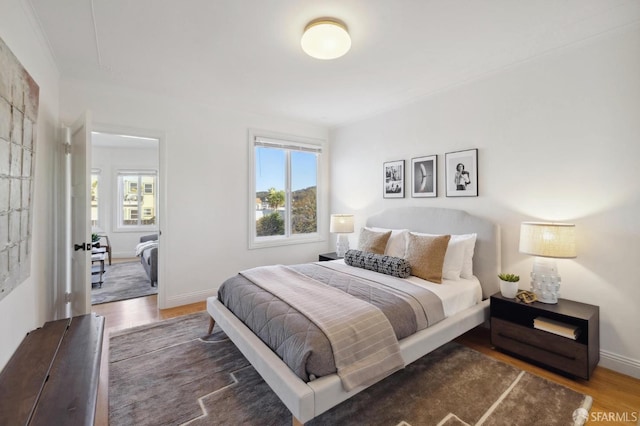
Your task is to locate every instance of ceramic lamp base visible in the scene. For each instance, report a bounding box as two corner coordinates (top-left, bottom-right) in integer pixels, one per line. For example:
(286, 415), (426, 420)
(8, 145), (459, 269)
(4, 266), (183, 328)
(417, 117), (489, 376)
(530, 257), (561, 304)
(336, 234), (350, 258)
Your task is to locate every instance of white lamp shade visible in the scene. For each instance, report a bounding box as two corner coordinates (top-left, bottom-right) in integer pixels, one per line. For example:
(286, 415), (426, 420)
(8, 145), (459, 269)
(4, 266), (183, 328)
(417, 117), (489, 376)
(301, 19), (351, 60)
(519, 222), (576, 258)
(330, 214), (354, 233)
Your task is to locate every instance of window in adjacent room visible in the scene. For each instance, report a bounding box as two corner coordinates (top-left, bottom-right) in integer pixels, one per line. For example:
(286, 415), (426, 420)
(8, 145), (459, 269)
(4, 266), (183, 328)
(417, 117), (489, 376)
(249, 130), (324, 248)
(116, 171), (157, 230)
(90, 171), (100, 227)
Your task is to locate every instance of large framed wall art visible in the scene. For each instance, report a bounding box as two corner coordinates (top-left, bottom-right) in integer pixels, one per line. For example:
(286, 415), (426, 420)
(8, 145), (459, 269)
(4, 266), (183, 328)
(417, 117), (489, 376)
(0, 36), (40, 302)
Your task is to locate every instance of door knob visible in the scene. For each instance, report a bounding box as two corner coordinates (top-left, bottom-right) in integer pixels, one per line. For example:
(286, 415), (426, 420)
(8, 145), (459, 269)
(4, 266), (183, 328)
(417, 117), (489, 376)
(74, 242), (92, 251)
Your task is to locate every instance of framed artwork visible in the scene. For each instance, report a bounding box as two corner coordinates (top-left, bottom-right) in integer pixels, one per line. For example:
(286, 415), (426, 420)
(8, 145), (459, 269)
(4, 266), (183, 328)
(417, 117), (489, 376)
(383, 160), (404, 198)
(445, 149), (478, 197)
(411, 155), (437, 198)
(0, 35), (40, 302)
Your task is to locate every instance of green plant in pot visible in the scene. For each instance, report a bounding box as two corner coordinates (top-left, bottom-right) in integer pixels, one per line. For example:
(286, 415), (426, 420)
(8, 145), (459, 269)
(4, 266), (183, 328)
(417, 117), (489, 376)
(498, 273), (520, 299)
(91, 233), (100, 247)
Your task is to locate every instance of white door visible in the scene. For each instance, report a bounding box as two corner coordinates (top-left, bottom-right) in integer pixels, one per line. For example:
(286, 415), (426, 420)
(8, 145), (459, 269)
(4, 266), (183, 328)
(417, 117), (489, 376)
(70, 112), (92, 316)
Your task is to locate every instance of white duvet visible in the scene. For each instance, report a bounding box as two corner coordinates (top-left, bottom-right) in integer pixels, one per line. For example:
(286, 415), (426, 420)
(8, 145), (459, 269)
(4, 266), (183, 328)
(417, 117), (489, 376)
(330, 259), (482, 318)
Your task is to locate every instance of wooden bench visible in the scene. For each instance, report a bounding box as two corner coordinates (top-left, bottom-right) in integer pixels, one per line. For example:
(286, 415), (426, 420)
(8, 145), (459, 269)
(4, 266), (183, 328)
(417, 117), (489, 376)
(0, 313), (105, 425)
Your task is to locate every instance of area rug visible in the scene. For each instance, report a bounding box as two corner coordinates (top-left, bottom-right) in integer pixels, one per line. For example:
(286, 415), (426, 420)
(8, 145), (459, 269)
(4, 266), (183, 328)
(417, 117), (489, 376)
(109, 312), (592, 426)
(91, 261), (157, 305)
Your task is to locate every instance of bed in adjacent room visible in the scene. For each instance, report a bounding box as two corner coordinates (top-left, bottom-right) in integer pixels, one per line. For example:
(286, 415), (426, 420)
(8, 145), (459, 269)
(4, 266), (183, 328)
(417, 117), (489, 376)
(206, 206), (501, 425)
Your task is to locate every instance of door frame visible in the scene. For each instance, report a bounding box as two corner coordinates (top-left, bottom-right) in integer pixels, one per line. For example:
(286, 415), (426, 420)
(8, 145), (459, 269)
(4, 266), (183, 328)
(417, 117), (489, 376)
(91, 123), (167, 308)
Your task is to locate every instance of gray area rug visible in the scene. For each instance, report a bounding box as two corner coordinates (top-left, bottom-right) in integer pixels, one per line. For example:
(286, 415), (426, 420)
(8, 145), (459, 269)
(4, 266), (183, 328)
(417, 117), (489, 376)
(91, 261), (157, 305)
(109, 312), (592, 426)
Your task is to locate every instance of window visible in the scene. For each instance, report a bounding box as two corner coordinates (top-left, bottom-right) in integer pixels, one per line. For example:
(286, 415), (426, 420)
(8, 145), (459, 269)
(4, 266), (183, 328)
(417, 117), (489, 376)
(90, 171), (100, 227)
(249, 131), (324, 248)
(117, 171), (157, 229)
(128, 181), (138, 194)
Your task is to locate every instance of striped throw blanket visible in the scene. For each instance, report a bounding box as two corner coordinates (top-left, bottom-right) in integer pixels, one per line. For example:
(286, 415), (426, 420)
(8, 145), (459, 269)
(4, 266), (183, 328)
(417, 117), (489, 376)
(241, 265), (405, 391)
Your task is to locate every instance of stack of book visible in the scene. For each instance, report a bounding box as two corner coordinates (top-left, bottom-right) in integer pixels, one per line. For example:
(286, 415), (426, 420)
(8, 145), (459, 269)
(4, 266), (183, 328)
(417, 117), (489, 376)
(533, 317), (580, 340)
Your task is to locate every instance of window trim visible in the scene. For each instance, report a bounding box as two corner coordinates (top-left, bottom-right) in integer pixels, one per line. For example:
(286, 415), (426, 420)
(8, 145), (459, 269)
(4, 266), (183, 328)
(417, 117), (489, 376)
(115, 170), (158, 232)
(248, 129), (326, 249)
(90, 169), (101, 229)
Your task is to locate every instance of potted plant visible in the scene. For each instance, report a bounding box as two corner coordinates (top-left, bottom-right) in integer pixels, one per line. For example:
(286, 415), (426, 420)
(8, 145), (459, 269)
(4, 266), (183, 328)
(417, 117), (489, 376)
(498, 273), (520, 299)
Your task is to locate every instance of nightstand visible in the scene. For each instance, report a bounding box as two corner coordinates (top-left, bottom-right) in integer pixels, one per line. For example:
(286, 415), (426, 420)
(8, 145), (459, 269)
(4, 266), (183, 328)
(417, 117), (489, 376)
(490, 293), (599, 380)
(318, 252), (341, 261)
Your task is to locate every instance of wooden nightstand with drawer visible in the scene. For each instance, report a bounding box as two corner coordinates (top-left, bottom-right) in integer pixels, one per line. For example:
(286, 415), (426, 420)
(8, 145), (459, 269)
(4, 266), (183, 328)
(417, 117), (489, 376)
(490, 293), (599, 380)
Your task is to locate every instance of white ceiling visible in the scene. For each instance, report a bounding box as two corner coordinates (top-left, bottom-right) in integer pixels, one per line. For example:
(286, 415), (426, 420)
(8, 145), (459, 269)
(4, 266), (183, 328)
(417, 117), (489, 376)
(28, 0), (640, 127)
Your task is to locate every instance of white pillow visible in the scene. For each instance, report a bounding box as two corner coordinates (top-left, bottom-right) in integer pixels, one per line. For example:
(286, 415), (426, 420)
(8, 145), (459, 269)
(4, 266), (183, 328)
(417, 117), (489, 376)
(455, 233), (477, 279)
(366, 227), (409, 258)
(412, 232), (477, 280)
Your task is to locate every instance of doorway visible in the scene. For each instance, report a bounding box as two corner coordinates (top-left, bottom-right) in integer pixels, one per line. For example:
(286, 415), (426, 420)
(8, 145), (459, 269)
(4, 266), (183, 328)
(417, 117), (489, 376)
(89, 131), (161, 305)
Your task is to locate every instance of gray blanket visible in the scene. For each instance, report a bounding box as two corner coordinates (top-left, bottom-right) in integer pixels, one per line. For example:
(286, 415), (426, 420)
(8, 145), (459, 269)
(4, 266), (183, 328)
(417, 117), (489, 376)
(241, 265), (404, 391)
(217, 262), (445, 382)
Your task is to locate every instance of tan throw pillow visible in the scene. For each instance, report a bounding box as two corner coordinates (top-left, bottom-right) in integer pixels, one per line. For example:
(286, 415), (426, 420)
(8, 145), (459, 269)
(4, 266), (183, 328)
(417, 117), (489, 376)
(406, 233), (451, 283)
(358, 228), (392, 255)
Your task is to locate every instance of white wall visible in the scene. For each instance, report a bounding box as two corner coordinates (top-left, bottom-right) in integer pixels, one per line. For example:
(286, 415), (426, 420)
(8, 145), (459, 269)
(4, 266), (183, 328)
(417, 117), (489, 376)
(61, 80), (329, 308)
(0, 0), (60, 368)
(91, 144), (160, 257)
(330, 25), (640, 378)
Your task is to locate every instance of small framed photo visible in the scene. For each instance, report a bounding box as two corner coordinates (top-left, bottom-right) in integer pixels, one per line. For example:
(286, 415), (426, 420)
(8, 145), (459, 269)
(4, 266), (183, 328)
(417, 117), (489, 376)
(445, 149), (478, 197)
(411, 155), (437, 198)
(383, 160), (405, 198)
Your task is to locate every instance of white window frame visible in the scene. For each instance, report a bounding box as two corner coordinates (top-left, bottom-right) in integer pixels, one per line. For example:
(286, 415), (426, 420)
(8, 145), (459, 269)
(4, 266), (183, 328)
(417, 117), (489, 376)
(248, 129), (326, 249)
(115, 170), (158, 232)
(90, 169), (101, 229)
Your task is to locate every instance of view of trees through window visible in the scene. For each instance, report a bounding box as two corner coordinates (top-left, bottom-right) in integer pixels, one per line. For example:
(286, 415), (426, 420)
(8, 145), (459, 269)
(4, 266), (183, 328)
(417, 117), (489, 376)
(255, 145), (318, 239)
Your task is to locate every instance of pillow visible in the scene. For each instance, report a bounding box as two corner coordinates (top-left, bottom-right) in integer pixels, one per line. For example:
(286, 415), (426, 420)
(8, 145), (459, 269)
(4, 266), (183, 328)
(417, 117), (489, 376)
(366, 227), (409, 258)
(405, 233), (451, 283)
(455, 233), (477, 279)
(358, 228), (392, 255)
(441, 238), (467, 280)
(344, 249), (411, 278)
(412, 232), (477, 280)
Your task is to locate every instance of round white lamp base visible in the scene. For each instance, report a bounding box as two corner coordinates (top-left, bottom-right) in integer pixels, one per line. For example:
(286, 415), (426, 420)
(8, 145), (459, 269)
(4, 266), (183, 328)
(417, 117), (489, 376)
(531, 277), (560, 304)
(336, 234), (350, 258)
(530, 258), (561, 304)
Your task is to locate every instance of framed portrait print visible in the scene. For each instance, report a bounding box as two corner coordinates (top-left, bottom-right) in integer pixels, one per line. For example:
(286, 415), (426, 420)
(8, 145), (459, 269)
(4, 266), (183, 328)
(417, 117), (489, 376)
(411, 155), (437, 198)
(445, 149), (478, 197)
(383, 160), (405, 198)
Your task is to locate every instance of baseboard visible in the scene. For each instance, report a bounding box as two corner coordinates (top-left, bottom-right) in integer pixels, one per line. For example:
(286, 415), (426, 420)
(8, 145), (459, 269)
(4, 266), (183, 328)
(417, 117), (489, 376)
(599, 349), (640, 379)
(163, 288), (218, 309)
(113, 251), (136, 259)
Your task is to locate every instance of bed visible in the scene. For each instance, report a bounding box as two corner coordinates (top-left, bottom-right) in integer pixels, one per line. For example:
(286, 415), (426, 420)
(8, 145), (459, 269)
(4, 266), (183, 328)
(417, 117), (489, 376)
(206, 206), (501, 424)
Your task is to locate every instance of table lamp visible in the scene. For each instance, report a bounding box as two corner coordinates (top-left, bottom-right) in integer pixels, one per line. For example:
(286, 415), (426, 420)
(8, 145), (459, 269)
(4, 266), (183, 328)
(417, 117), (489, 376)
(519, 222), (576, 304)
(330, 214), (354, 257)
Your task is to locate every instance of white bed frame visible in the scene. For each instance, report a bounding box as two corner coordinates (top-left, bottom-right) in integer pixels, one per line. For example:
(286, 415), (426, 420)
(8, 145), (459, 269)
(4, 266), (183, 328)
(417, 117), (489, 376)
(207, 207), (501, 424)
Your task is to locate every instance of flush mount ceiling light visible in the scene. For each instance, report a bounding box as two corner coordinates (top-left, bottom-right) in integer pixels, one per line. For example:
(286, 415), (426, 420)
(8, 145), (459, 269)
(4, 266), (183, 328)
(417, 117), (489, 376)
(301, 18), (351, 60)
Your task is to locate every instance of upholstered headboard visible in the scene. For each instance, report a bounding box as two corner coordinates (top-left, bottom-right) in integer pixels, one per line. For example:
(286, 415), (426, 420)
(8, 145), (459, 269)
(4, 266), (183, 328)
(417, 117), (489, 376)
(365, 207), (501, 299)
